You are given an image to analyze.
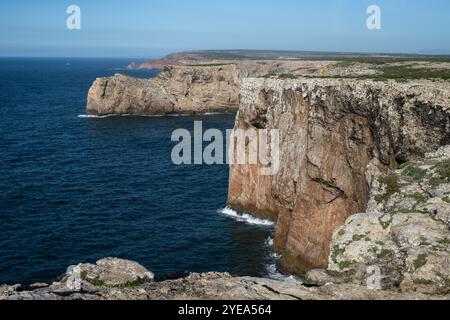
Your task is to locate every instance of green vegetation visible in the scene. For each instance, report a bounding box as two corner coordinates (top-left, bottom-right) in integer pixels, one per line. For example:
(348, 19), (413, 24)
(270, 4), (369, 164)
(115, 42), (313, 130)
(185, 63), (231, 67)
(352, 234), (367, 242)
(375, 174), (401, 204)
(262, 73), (277, 79)
(420, 237), (431, 246)
(337, 229), (346, 237)
(325, 270), (344, 278)
(409, 192), (427, 205)
(414, 253), (428, 270)
(124, 278), (146, 288)
(331, 245), (346, 264)
(438, 238), (450, 245)
(376, 65), (450, 81)
(402, 165), (427, 183)
(337, 260), (355, 270)
(413, 278), (434, 285)
(378, 216), (393, 230)
(92, 279), (106, 287)
(377, 249), (393, 259)
(429, 160), (450, 188)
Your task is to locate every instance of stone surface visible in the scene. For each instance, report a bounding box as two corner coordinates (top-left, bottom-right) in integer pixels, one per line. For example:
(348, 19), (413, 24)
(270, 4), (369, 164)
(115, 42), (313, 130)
(228, 77), (450, 274)
(54, 257), (154, 292)
(328, 146), (450, 294)
(1, 261), (448, 300)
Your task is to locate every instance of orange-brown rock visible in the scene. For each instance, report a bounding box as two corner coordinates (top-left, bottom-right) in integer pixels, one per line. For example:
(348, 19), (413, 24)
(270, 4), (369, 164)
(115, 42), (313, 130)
(228, 78), (450, 274)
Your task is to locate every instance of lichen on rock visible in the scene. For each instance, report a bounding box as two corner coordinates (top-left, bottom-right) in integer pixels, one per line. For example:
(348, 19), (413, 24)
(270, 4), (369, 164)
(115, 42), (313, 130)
(328, 146), (450, 294)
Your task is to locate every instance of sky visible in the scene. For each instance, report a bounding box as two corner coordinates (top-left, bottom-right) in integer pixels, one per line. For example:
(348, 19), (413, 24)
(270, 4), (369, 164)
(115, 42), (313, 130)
(0, 0), (449, 58)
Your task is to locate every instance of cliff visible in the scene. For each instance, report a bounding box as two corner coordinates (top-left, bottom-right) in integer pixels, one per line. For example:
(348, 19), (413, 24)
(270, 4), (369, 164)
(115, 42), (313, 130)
(86, 64), (241, 116)
(228, 78), (450, 274)
(87, 60), (338, 115)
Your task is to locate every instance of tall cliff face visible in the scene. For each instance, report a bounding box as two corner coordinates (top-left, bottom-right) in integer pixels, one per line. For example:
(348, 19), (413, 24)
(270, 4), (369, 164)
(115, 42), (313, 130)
(86, 64), (241, 115)
(228, 78), (450, 274)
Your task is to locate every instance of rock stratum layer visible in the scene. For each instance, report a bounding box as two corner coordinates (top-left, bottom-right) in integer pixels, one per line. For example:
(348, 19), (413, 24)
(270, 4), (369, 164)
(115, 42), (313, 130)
(86, 60), (336, 116)
(228, 78), (450, 274)
(86, 64), (241, 115)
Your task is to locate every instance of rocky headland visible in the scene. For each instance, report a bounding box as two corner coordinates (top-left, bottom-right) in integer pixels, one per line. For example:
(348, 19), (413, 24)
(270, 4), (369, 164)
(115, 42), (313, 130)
(86, 64), (242, 116)
(229, 78), (450, 277)
(46, 53), (450, 299)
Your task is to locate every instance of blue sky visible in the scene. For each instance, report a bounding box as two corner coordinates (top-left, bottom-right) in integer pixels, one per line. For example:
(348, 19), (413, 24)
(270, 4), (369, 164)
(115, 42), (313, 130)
(0, 0), (449, 57)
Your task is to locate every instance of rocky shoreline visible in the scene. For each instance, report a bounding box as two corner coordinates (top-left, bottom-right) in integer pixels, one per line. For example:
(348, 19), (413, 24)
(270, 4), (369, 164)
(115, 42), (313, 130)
(1, 258), (448, 300)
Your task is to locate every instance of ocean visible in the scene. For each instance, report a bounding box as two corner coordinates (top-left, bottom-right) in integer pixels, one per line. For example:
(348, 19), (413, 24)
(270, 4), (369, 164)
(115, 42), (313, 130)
(0, 58), (280, 285)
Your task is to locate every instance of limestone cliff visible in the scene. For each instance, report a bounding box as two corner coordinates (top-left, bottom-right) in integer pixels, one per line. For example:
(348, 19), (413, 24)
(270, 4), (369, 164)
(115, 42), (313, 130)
(228, 78), (450, 274)
(325, 146), (450, 294)
(87, 60), (338, 115)
(86, 64), (241, 116)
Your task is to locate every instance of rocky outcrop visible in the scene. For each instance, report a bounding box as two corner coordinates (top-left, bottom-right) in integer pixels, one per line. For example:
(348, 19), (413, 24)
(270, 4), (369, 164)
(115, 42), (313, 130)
(86, 64), (241, 116)
(325, 146), (450, 294)
(1, 259), (448, 300)
(62, 257), (154, 291)
(87, 59), (339, 116)
(228, 78), (450, 274)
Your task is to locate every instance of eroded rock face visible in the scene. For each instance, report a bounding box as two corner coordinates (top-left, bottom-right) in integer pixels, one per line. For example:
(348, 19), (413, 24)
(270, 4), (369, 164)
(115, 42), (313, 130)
(328, 146), (450, 294)
(86, 64), (241, 116)
(228, 78), (450, 274)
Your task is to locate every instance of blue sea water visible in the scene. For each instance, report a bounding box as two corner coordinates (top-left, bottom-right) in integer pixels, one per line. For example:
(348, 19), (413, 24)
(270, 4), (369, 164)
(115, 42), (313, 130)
(0, 58), (277, 285)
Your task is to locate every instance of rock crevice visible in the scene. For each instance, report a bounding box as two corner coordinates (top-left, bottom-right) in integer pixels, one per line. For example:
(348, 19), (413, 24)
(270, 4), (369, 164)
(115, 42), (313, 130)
(228, 78), (450, 274)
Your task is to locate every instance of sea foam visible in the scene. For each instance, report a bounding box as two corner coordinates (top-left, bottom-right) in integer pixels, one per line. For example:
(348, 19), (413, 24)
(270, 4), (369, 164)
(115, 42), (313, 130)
(218, 207), (275, 227)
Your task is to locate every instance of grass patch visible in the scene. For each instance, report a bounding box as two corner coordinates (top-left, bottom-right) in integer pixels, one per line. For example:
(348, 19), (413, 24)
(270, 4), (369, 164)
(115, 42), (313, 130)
(352, 234), (367, 242)
(80, 271), (88, 280)
(378, 216), (393, 230)
(377, 249), (393, 259)
(429, 160), (450, 188)
(375, 174), (401, 204)
(124, 278), (146, 288)
(420, 237), (431, 246)
(338, 260), (355, 270)
(331, 245), (346, 264)
(438, 238), (450, 245)
(402, 165), (427, 183)
(414, 253), (428, 270)
(408, 192), (427, 205)
(376, 65), (450, 81)
(92, 279), (106, 287)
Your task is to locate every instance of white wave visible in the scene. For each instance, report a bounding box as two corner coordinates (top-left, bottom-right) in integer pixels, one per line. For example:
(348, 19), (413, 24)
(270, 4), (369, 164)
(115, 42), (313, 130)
(77, 114), (115, 118)
(218, 207), (275, 227)
(265, 236), (274, 247)
(266, 263), (301, 284)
